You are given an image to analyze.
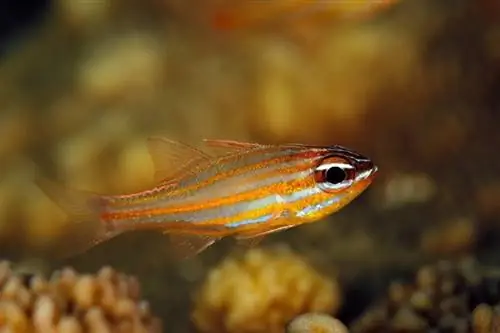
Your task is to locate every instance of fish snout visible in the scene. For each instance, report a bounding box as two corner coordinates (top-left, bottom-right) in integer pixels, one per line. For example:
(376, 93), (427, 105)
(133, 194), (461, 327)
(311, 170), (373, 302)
(354, 160), (378, 182)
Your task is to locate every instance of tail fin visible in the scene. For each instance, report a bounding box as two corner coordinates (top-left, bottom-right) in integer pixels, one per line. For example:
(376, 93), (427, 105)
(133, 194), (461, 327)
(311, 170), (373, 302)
(34, 175), (115, 258)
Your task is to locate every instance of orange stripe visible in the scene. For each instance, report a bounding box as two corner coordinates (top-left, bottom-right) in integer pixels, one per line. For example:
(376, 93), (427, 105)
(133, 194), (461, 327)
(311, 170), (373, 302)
(103, 174), (314, 222)
(111, 150), (319, 208)
(159, 149), (318, 199)
(131, 184), (331, 231)
(183, 180), (328, 228)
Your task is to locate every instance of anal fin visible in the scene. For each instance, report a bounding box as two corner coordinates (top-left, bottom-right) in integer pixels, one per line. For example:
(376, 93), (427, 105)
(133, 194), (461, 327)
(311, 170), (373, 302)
(164, 232), (220, 260)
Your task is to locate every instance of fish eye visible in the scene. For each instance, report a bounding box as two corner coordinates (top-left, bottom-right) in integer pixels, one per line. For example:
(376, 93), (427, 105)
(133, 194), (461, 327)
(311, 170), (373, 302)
(314, 157), (355, 192)
(325, 166), (347, 184)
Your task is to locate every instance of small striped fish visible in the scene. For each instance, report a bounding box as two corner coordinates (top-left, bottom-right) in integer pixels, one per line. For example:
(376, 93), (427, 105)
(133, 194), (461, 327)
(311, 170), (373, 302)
(37, 137), (378, 259)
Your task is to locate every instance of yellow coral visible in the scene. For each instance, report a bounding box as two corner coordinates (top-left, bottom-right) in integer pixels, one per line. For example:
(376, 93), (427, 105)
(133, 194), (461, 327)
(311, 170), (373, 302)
(0, 261), (162, 333)
(286, 313), (349, 333)
(192, 246), (341, 333)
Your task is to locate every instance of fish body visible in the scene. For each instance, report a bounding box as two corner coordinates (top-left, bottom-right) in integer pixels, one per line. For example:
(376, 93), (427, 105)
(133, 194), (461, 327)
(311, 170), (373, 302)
(38, 138), (377, 259)
(210, 0), (399, 32)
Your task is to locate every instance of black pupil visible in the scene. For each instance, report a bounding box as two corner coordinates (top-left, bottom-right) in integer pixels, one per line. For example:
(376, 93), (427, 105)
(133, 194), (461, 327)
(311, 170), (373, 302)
(325, 166), (347, 184)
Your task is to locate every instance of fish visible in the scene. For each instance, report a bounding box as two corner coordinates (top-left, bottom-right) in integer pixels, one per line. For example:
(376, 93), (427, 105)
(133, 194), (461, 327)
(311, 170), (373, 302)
(209, 0), (399, 32)
(36, 137), (378, 260)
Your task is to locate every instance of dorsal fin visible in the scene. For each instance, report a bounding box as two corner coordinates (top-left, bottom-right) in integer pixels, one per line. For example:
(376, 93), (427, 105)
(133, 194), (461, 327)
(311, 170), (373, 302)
(202, 139), (265, 155)
(147, 137), (211, 182)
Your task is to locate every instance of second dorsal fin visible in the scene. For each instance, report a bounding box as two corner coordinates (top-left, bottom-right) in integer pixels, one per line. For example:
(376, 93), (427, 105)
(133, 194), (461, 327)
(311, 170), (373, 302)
(146, 137), (211, 182)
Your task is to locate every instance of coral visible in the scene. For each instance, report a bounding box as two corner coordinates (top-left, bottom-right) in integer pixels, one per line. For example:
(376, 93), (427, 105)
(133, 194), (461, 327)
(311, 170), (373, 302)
(191, 246), (341, 333)
(350, 257), (500, 333)
(0, 261), (162, 333)
(286, 313), (348, 333)
(471, 303), (500, 333)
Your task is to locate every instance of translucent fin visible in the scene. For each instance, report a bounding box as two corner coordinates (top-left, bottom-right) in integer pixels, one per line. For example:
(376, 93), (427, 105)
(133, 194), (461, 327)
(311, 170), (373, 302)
(147, 137), (212, 183)
(236, 235), (266, 248)
(35, 175), (113, 258)
(164, 232), (220, 260)
(202, 139), (265, 151)
(235, 224), (295, 248)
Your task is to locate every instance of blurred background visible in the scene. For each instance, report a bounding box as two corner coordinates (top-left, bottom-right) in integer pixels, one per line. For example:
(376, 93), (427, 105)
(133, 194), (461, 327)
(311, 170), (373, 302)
(0, 0), (499, 331)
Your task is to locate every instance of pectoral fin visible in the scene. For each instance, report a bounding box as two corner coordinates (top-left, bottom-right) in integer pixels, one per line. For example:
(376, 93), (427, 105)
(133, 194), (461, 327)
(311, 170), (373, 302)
(234, 224), (295, 248)
(164, 232), (220, 260)
(235, 235), (266, 248)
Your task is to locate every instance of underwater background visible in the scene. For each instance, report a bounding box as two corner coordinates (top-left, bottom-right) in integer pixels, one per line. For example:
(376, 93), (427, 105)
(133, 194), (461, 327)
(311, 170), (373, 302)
(0, 0), (499, 332)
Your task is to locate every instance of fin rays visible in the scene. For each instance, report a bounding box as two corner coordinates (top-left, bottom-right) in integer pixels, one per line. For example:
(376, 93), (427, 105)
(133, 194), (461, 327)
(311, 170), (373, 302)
(164, 232), (220, 260)
(147, 137), (212, 182)
(34, 175), (116, 259)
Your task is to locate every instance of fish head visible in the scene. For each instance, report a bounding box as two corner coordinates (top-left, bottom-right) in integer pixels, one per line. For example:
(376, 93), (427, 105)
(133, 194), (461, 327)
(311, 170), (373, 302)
(293, 145), (378, 222)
